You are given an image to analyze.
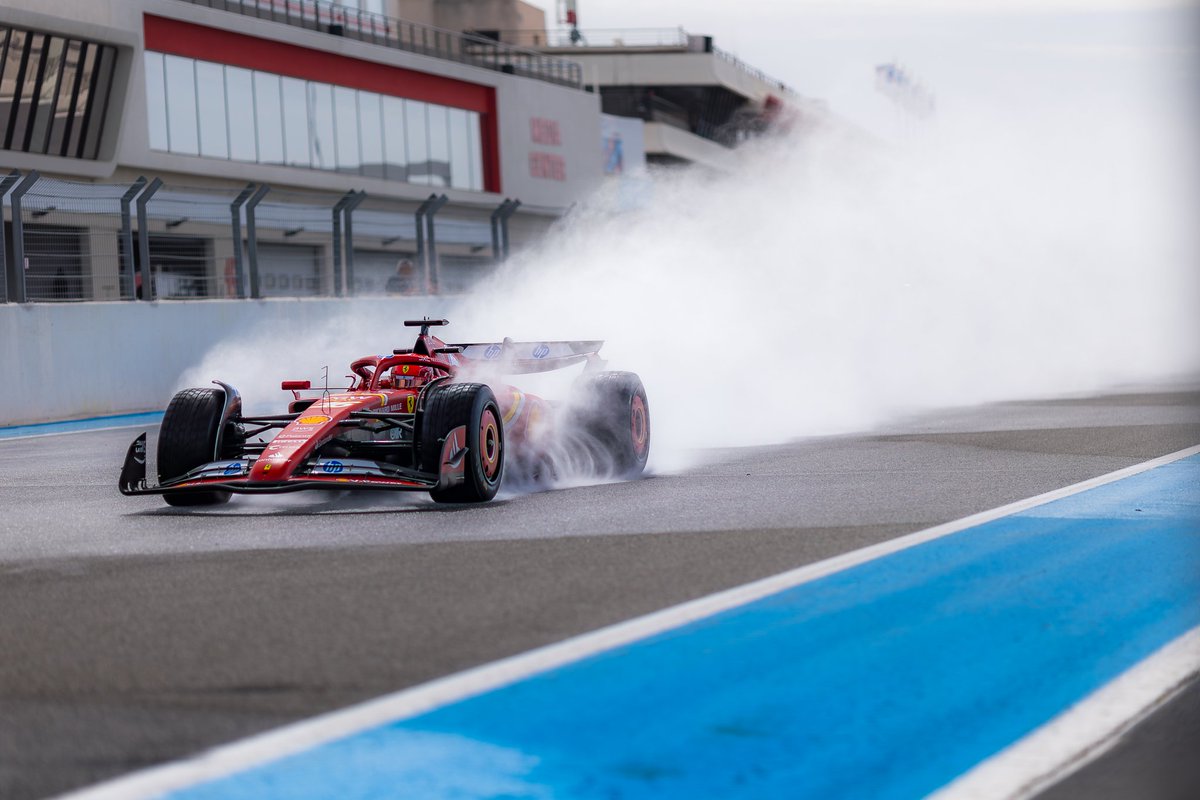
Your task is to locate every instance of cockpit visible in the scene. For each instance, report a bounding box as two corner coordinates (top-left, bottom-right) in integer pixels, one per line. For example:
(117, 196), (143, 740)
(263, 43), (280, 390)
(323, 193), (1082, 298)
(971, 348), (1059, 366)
(377, 364), (436, 390)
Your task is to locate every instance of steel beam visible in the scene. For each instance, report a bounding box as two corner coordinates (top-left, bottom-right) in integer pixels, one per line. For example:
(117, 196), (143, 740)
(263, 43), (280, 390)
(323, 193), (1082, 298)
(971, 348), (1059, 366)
(6, 170), (40, 303)
(490, 198), (521, 261)
(132, 177), (163, 300)
(331, 191), (353, 297)
(342, 190), (366, 296)
(244, 183), (270, 299)
(500, 198), (520, 260)
(229, 183), (256, 299)
(0, 170), (21, 303)
(422, 193), (449, 293)
(414, 194), (434, 294)
(119, 177), (148, 301)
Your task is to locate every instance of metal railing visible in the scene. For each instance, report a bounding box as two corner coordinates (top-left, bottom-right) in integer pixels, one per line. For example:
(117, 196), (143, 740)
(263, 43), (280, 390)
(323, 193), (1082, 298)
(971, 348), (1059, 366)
(2, 175), (130, 303)
(176, 0), (584, 89)
(498, 27), (689, 49)
(0, 170), (528, 304)
(495, 27), (798, 98)
(711, 46), (795, 96)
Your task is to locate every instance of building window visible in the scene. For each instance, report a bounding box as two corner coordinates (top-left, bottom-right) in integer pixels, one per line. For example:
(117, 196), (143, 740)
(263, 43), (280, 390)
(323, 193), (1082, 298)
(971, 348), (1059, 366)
(163, 54), (198, 156)
(195, 61), (228, 158)
(0, 25), (117, 160)
(143, 51), (484, 191)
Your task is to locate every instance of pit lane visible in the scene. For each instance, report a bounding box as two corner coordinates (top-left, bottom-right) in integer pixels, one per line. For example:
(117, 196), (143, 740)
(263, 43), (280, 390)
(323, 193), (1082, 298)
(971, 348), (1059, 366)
(1, 390), (1198, 799)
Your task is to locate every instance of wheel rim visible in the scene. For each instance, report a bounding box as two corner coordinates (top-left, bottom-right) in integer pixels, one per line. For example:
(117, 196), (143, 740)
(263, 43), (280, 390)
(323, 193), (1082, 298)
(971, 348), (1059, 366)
(479, 407), (502, 482)
(630, 394), (649, 457)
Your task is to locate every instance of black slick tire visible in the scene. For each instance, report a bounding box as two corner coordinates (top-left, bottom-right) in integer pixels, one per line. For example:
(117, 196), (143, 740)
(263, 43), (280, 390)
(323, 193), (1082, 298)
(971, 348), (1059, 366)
(573, 371), (650, 478)
(158, 387), (232, 507)
(420, 383), (504, 504)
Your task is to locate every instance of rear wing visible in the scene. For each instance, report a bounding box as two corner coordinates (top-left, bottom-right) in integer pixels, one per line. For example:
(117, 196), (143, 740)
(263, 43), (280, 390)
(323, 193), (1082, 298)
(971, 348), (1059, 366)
(452, 339), (604, 374)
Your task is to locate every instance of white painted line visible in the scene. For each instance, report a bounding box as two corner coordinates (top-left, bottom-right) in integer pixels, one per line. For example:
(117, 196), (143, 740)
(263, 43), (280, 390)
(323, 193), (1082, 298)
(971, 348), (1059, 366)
(0, 420), (160, 443)
(56, 443), (1200, 800)
(930, 624), (1200, 800)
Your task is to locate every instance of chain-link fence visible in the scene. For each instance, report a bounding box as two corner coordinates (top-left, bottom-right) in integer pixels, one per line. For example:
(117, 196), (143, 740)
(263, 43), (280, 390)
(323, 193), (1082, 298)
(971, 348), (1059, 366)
(140, 183), (248, 300)
(1, 170), (532, 304)
(249, 187), (344, 299)
(351, 193), (496, 296)
(10, 176), (131, 302)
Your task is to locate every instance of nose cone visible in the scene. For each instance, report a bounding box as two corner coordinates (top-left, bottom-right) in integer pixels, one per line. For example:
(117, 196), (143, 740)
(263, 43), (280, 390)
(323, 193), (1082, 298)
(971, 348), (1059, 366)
(250, 411), (338, 482)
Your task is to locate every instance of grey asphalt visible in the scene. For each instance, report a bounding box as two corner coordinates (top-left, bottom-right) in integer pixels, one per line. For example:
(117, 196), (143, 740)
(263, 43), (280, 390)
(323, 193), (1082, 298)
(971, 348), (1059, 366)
(0, 390), (1197, 799)
(1040, 676), (1200, 800)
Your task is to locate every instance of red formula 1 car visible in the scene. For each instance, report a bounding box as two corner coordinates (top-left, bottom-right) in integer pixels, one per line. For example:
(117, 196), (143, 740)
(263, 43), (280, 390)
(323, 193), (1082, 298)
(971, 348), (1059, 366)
(119, 319), (650, 506)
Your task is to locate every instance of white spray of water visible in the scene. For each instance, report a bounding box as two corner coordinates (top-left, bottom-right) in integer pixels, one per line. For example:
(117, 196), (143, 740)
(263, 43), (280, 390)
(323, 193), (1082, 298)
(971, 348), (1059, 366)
(450, 114), (1199, 466)
(180, 35), (1199, 476)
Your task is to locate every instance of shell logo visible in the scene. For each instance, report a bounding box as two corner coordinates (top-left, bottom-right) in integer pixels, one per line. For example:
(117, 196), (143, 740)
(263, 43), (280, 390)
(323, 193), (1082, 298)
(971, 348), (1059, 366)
(297, 414), (331, 425)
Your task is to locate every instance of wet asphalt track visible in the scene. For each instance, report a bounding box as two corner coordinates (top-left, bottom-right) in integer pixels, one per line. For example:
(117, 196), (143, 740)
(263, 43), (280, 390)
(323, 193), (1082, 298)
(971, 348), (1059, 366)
(1, 390), (1198, 799)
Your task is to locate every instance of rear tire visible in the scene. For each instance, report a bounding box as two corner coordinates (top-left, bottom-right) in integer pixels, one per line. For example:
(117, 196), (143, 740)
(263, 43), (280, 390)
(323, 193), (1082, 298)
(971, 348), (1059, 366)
(158, 387), (233, 506)
(572, 371), (650, 478)
(420, 383), (504, 504)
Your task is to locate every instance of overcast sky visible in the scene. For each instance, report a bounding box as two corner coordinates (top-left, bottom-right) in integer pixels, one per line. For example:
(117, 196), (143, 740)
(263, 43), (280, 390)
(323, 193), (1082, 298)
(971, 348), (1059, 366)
(529, 0), (1199, 137)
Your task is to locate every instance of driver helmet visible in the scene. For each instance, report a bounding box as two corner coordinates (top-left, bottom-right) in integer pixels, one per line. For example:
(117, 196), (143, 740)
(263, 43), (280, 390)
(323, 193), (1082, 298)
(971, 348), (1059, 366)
(391, 365), (435, 389)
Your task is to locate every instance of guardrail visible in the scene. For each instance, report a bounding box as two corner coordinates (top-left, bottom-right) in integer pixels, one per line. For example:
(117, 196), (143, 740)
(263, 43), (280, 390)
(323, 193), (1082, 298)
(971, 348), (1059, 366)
(492, 27), (798, 97)
(711, 46), (794, 96)
(500, 27), (690, 49)
(0, 170), (528, 304)
(176, 0), (584, 89)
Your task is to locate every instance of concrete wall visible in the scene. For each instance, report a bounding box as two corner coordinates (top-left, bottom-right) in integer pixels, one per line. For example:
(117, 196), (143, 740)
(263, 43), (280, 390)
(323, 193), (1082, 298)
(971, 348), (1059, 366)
(514, 2), (547, 36)
(391, 0), (436, 27)
(0, 297), (458, 426)
(395, 0), (546, 40)
(567, 51), (791, 106)
(495, 71), (603, 209)
(642, 122), (734, 171)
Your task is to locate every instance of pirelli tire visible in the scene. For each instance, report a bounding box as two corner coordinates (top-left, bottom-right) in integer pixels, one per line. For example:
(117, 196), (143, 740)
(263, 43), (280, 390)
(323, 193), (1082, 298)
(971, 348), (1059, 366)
(420, 382), (504, 504)
(157, 387), (233, 507)
(573, 371), (650, 478)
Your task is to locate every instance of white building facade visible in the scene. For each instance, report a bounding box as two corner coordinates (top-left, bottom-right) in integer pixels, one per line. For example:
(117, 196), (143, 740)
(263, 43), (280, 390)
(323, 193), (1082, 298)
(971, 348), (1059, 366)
(0, 0), (603, 300)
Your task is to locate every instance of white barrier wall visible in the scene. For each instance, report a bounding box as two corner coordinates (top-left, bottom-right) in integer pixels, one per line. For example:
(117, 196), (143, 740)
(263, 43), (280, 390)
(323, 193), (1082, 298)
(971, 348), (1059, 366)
(0, 298), (458, 426)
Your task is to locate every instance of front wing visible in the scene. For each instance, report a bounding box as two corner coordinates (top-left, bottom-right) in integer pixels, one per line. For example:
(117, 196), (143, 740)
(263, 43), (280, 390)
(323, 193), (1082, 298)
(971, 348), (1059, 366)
(118, 427), (469, 497)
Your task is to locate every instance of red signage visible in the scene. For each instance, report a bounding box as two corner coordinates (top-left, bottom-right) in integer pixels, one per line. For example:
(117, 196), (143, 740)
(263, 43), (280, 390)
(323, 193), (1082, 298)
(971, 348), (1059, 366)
(529, 152), (566, 181)
(530, 117), (562, 146)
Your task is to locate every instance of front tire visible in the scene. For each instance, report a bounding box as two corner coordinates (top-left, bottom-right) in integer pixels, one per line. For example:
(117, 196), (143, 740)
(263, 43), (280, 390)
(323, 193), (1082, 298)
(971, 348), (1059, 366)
(420, 383), (504, 503)
(158, 387), (233, 507)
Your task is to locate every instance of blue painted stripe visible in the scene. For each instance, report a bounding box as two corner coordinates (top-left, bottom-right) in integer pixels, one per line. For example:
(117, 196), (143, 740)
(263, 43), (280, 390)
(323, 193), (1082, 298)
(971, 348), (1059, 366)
(168, 455), (1200, 800)
(0, 411), (163, 440)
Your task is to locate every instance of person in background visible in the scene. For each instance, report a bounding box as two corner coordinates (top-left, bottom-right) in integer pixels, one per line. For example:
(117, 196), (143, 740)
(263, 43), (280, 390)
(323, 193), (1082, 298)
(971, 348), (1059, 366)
(386, 258), (418, 295)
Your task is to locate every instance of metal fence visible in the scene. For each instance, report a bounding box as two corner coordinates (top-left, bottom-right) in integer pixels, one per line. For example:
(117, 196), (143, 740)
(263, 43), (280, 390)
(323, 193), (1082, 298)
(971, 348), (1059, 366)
(497, 27), (692, 49)
(1, 169), (526, 304)
(495, 27), (799, 98)
(179, 0), (584, 89)
(10, 176), (130, 302)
